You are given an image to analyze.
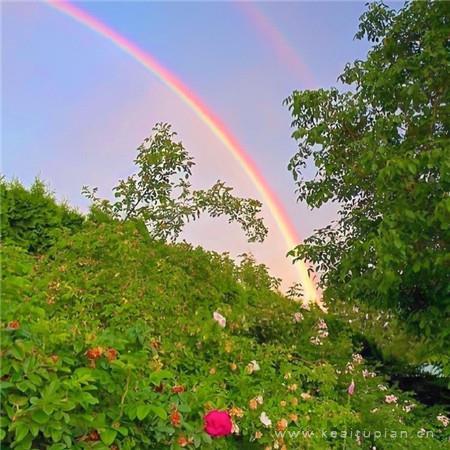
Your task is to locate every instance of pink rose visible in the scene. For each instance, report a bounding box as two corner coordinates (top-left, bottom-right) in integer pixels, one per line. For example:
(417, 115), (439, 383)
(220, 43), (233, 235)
(213, 311), (226, 328)
(348, 380), (355, 396)
(204, 410), (233, 437)
(384, 394), (398, 404)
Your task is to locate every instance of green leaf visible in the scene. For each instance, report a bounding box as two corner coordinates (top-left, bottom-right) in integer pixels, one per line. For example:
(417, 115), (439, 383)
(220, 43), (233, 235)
(51, 429), (63, 442)
(125, 404), (137, 420)
(8, 394), (28, 406)
(32, 409), (49, 425)
(43, 403), (54, 415)
(14, 434), (32, 450)
(202, 433), (213, 444)
(15, 422), (29, 442)
(149, 405), (167, 420)
(149, 370), (173, 385)
(63, 435), (72, 447)
(136, 404), (151, 420)
(29, 423), (39, 437)
(100, 429), (117, 446)
(177, 403), (191, 413)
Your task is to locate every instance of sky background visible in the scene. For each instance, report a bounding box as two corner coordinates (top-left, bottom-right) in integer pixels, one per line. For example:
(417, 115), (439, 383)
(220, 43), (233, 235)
(3, 1), (383, 290)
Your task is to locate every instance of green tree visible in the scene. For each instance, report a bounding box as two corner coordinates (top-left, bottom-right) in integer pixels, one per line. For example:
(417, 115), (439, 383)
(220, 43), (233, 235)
(83, 123), (268, 243)
(285, 1), (449, 368)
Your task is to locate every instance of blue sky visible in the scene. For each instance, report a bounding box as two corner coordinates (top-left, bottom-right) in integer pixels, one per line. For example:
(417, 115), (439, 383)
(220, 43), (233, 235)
(2, 1), (388, 287)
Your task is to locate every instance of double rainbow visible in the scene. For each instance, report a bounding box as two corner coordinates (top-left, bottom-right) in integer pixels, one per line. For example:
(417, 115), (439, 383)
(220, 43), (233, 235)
(45, 0), (318, 302)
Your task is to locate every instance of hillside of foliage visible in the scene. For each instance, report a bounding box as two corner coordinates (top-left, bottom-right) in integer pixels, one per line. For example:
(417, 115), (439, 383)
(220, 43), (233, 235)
(1, 179), (449, 450)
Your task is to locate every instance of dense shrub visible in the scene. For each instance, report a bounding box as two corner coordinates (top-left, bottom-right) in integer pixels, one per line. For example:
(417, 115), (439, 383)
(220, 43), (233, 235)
(0, 179), (84, 253)
(1, 183), (448, 448)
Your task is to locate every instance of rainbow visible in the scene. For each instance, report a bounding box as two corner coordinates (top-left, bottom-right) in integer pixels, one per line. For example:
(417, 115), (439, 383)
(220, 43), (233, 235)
(44, 0), (318, 302)
(238, 2), (316, 88)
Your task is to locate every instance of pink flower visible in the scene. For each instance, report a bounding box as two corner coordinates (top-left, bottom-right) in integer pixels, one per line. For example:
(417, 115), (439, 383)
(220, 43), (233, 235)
(293, 312), (304, 323)
(213, 312), (226, 328)
(384, 394), (398, 404)
(204, 410), (233, 437)
(347, 380), (355, 396)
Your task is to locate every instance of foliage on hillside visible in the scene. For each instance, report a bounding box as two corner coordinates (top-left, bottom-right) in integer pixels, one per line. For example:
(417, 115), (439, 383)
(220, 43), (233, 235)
(0, 178), (84, 253)
(1, 181), (449, 449)
(285, 0), (449, 373)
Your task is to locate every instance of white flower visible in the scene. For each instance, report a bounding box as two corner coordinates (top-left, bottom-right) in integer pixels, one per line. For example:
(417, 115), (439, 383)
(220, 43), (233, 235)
(317, 319), (328, 330)
(256, 395), (264, 405)
(259, 411), (272, 427)
(231, 421), (240, 434)
(385, 394), (398, 404)
(378, 384), (388, 391)
(246, 360), (260, 374)
(437, 414), (449, 427)
(362, 369), (376, 378)
(300, 392), (312, 400)
(213, 311), (226, 328)
(402, 402), (415, 413)
(352, 353), (364, 364)
(293, 312), (304, 323)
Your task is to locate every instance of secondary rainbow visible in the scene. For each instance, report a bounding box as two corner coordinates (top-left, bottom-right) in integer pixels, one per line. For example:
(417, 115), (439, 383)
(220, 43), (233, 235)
(45, 0), (318, 302)
(237, 2), (316, 88)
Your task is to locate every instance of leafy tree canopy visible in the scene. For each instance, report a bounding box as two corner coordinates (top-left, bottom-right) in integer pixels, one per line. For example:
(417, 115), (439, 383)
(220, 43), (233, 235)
(285, 1), (449, 368)
(83, 123), (268, 243)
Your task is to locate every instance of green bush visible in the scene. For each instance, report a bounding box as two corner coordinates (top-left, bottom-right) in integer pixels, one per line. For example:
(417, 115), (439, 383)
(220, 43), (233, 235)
(0, 178), (84, 253)
(1, 184), (448, 449)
